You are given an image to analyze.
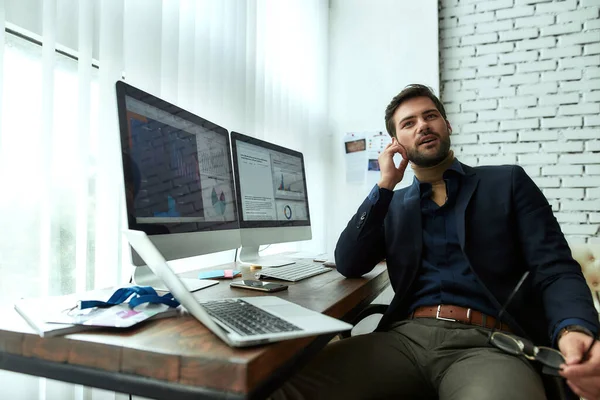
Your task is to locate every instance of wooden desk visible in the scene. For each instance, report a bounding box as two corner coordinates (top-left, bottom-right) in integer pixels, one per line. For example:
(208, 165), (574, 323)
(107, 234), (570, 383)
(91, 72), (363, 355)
(0, 262), (389, 399)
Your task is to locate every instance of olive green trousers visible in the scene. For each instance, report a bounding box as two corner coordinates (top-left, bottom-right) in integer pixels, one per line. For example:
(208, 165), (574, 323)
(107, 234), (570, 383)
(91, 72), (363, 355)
(270, 318), (546, 400)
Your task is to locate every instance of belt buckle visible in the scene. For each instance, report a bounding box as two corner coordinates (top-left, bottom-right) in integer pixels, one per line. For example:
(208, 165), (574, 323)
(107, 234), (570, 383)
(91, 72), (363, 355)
(435, 305), (457, 322)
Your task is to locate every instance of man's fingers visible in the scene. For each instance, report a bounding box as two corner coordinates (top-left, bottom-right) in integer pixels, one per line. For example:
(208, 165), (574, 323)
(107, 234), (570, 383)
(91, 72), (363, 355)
(561, 360), (599, 378)
(566, 380), (596, 400)
(386, 142), (408, 173)
(397, 154), (409, 172)
(564, 341), (585, 365)
(387, 141), (406, 154)
(560, 340), (599, 378)
(384, 143), (404, 157)
(389, 140), (408, 159)
(559, 332), (598, 373)
(566, 381), (585, 399)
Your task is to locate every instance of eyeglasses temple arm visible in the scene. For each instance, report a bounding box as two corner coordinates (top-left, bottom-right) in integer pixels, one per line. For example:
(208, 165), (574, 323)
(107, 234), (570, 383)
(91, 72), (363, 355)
(488, 271), (530, 341)
(497, 271), (530, 322)
(581, 337), (596, 363)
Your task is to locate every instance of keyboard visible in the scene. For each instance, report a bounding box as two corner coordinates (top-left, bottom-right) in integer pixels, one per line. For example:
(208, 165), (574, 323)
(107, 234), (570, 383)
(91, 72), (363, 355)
(200, 299), (301, 336)
(255, 261), (332, 282)
(250, 258), (295, 267)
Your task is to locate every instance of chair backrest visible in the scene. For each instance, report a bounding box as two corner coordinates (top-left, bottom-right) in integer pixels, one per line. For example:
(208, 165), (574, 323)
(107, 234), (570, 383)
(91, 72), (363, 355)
(569, 242), (600, 313)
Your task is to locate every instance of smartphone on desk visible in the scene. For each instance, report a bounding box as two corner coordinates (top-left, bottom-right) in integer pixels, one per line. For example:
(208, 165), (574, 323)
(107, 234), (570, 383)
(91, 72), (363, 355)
(230, 280), (289, 292)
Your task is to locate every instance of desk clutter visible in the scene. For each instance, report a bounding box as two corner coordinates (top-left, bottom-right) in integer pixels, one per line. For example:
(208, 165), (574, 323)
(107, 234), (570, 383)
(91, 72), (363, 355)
(14, 259), (335, 338)
(14, 285), (180, 338)
(198, 269), (242, 279)
(0, 262), (388, 399)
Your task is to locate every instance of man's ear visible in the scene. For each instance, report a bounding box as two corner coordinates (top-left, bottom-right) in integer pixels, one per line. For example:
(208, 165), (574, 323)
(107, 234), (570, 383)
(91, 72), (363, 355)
(446, 120), (452, 135)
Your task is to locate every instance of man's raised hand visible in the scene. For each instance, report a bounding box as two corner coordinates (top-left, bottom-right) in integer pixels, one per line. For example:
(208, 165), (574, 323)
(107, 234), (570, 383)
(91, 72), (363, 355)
(377, 138), (409, 190)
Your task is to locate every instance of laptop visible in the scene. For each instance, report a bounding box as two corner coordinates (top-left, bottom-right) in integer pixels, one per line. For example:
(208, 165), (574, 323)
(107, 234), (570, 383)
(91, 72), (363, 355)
(124, 229), (353, 347)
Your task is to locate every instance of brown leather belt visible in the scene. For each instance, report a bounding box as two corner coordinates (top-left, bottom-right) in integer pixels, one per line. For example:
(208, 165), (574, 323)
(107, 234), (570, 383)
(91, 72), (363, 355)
(411, 305), (513, 333)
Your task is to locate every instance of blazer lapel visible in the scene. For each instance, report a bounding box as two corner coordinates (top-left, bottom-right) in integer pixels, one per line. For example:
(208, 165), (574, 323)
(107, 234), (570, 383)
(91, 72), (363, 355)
(455, 163), (480, 250)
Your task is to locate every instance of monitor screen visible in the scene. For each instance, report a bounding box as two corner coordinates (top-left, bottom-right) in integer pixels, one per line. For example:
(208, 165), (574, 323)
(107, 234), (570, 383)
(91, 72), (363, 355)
(117, 81), (238, 239)
(230, 131), (311, 229)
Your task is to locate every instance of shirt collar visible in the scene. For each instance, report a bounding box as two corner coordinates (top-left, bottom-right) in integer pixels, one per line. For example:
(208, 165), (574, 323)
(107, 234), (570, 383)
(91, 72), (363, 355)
(413, 158), (464, 194)
(445, 158), (465, 177)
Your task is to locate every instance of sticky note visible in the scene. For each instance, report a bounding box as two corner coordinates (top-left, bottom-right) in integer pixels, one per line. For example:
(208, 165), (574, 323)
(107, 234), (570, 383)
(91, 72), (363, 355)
(198, 269), (241, 279)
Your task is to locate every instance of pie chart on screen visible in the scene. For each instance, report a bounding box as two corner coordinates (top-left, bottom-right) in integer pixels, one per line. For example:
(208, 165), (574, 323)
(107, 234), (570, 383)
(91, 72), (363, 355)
(284, 205), (292, 220)
(211, 188), (227, 216)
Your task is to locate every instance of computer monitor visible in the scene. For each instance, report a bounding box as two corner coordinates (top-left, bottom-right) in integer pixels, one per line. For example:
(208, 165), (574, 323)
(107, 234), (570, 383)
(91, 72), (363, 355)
(116, 81), (241, 290)
(230, 131), (311, 266)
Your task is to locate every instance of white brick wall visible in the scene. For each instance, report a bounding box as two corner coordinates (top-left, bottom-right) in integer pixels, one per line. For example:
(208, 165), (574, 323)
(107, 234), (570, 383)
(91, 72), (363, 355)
(440, 0), (600, 243)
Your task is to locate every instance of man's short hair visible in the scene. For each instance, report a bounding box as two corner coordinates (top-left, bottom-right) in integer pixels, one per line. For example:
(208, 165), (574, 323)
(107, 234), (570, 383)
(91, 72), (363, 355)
(384, 84), (447, 138)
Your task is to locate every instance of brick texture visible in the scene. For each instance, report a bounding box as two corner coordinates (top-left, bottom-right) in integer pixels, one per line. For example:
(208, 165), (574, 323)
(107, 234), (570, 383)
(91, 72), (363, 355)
(440, 0), (600, 243)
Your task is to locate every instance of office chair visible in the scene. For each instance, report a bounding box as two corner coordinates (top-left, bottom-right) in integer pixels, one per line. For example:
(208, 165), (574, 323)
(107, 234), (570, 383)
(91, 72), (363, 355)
(338, 242), (600, 400)
(570, 243), (600, 316)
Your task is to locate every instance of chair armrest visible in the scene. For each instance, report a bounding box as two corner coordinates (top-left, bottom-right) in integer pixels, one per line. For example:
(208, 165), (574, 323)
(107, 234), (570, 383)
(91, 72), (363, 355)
(339, 303), (388, 339)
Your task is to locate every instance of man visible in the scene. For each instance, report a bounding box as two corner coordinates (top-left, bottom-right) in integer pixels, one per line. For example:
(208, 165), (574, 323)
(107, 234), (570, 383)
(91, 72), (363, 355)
(272, 84), (599, 400)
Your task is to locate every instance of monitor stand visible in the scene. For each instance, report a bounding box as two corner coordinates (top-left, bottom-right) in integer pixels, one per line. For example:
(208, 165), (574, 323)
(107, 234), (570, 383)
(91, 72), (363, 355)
(238, 246), (295, 268)
(132, 265), (218, 292)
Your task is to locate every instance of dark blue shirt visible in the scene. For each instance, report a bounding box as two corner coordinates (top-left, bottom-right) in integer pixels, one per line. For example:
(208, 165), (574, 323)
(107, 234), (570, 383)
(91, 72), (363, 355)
(406, 159), (498, 318)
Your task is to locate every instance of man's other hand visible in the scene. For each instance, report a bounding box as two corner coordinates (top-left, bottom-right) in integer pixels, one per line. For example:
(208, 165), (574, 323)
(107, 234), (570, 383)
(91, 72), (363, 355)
(377, 138), (409, 190)
(559, 332), (599, 400)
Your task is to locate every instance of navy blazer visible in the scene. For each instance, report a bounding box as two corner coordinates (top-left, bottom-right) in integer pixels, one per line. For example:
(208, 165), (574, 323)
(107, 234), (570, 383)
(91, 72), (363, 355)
(335, 163), (599, 346)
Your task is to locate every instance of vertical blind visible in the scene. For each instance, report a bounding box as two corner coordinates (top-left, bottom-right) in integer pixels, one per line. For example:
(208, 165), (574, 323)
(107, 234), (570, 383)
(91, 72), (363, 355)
(0, 0), (329, 398)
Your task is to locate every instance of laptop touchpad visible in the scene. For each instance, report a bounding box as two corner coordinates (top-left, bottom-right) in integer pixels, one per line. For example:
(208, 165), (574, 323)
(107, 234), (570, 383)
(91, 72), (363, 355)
(265, 304), (316, 318)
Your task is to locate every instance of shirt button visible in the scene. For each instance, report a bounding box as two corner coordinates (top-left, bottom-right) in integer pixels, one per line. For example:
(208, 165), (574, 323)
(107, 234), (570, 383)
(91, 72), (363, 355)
(360, 212), (367, 220)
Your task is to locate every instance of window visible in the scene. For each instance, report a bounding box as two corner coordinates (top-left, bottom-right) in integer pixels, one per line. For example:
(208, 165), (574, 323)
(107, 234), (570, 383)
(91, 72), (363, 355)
(0, 32), (100, 302)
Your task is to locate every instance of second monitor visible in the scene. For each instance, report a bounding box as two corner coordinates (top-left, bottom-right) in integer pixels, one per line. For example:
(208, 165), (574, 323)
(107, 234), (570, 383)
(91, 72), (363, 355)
(230, 132), (312, 267)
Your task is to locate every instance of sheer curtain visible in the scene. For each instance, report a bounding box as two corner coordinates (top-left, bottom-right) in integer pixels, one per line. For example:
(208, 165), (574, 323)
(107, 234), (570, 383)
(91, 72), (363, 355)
(0, 0), (329, 398)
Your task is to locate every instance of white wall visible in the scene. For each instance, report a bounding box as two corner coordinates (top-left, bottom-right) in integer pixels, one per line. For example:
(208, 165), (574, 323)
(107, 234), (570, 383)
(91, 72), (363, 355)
(439, 0), (600, 244)
(327, 0), (440, 253)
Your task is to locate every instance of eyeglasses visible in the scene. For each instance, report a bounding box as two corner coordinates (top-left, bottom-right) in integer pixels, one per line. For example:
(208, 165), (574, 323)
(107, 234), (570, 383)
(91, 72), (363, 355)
(489, 331), (566, 375)
(487, 272), (566, 376)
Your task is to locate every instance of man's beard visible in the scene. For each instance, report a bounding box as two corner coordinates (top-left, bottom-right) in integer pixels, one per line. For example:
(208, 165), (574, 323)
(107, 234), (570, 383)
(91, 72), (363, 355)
(406, 131), (451, 168)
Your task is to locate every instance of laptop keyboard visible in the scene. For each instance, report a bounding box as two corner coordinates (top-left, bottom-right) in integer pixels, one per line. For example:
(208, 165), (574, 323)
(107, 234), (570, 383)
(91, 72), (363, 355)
(255, 261), (332, 282)
(200, 299), (302, 336)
